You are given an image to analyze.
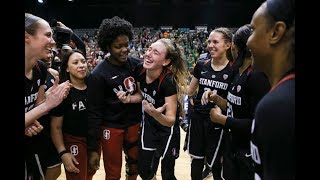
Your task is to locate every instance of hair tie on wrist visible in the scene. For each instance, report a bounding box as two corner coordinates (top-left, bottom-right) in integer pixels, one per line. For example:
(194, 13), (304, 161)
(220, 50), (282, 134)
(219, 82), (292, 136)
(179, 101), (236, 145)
(59, 150), (68, 158)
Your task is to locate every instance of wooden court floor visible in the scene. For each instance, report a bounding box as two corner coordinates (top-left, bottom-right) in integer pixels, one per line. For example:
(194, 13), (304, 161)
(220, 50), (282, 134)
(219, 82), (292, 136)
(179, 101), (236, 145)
(57, 130), (204, 180)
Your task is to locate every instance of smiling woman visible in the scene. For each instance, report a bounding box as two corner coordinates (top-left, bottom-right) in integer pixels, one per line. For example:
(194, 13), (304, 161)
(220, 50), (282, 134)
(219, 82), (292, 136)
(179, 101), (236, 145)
(87, 16), (143, 180)
(25, 13), (72, 180)
(248, 0), (295, 179)
(50, 50), (93, 180)
(186, 27), (233, 180)
(137, 37), (189, 180)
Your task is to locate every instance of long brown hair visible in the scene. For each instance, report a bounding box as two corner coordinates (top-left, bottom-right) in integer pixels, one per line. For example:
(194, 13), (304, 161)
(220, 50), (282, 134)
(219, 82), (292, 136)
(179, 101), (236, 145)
(158, 38), (189, 118)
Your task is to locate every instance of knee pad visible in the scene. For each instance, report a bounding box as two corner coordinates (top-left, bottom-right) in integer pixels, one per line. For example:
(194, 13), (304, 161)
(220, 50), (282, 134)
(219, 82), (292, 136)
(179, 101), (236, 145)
(125, 154), (138, 176)
(124, 140), (139, 152)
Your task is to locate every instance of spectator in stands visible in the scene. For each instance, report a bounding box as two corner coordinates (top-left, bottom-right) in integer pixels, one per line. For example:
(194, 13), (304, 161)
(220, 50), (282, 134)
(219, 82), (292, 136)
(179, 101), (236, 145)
(52, 20), (86, 56)
(51, 21), (86, 72)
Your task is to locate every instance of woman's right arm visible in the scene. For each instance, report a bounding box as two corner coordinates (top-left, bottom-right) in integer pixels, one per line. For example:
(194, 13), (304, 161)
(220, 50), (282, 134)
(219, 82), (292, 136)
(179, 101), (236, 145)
(87, 73), (105, 153)
(51, 115), (80, 173)
(186, 77), (199, 96)
(25, 79), (71, 127)
(201, 90), (227, 111)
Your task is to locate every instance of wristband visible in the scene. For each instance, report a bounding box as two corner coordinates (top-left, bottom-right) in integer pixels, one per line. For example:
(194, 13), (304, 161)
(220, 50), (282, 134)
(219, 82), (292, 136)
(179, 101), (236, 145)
(59, 150), (68, 158)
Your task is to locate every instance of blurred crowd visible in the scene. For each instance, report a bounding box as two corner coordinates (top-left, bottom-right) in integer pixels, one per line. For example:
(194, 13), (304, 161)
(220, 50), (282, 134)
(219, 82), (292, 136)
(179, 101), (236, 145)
(76, 27), (237, 71)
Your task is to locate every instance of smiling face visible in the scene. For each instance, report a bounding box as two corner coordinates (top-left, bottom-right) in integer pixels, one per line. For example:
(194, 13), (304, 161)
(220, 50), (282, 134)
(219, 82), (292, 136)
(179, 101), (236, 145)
(143, 40), (171, 70)
(207, 31), (231, 59)
(108, 35), (130, 65)
(67, 52), (88, 81)
(25, 19), (55, 61)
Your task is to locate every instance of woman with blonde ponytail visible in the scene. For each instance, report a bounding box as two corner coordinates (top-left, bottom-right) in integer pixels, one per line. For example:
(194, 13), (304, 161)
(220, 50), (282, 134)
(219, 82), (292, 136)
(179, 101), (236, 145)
(136, 38), (188, 180)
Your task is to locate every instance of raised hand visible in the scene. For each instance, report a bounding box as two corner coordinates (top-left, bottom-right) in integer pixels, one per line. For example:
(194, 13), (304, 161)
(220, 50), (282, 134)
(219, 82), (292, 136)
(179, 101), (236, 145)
(209, 105), (226, 125)
(116, 90), (131, 104)
(45, 76), (72, 109)
(201, 89), (219, 105)
(201, 89), (212, 105)
(142, 99), (167, 118)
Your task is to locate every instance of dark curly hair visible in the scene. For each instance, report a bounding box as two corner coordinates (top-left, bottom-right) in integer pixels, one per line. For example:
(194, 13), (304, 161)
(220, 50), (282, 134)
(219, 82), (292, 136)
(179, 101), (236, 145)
(97, 16), (133, 52)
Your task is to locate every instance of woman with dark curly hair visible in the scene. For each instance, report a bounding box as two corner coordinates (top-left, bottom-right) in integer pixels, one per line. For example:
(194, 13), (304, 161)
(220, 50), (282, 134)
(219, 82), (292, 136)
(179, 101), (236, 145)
(87, 16), (143, 180)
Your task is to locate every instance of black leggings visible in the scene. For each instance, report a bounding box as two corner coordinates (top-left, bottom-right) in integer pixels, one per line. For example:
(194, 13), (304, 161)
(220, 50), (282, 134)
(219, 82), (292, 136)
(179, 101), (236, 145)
(138, 149), (177, 180)
(191, 158), (222, 180)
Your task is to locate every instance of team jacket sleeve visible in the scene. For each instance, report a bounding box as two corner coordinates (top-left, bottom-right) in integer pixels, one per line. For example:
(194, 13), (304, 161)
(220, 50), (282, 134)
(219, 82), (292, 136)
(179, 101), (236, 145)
(246, 71), (271, 117)
(225, 116), (252, 136)
(132, 62), (144, 81)
(71, 33), (86, 57)
(225, 71), (271, 134)
(87, 72), (105, 152)
(260, 83), (295, 180)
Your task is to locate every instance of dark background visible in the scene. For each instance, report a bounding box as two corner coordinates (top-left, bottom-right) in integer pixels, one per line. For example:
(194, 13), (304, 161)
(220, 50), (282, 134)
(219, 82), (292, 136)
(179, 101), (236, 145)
(25, 0), (264, 29)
